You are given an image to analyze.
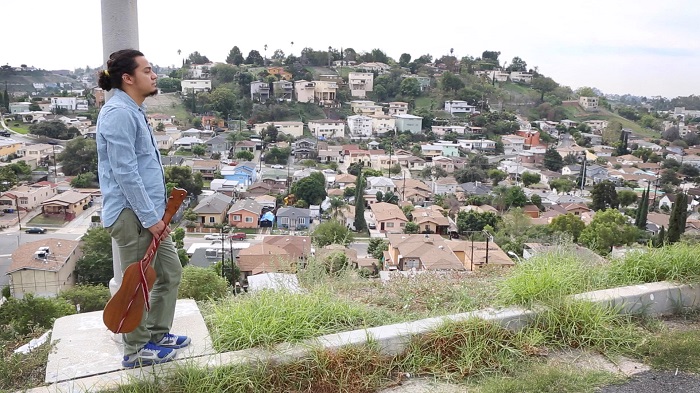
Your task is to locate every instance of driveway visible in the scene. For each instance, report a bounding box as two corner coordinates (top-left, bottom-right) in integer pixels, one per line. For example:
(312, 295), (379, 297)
(364, 209), (385, 238)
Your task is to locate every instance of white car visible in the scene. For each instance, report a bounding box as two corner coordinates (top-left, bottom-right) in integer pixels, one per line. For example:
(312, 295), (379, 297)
(204, 234), (226, 241)
(271, 164), (285, 169)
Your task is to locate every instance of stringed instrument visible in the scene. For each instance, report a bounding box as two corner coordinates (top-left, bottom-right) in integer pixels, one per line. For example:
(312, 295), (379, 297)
(103, 188), (187, 334)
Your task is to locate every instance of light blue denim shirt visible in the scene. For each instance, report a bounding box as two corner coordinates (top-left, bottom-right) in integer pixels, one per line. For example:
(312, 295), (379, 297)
(96, 89), (165, 229)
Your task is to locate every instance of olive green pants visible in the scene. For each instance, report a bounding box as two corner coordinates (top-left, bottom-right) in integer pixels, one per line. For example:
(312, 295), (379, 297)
(106, 208), (182, 355)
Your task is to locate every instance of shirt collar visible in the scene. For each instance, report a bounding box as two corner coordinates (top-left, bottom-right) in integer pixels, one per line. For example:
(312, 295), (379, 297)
(113, 88), (148, 112)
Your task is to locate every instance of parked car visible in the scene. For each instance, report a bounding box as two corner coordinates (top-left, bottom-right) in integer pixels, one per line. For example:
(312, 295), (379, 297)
(368, 222), (376, 229)
(25, 227), (47, 234)
(271, 164), (285, 169)
(204, 233), (226, 241)
(228, 232), (247, 240)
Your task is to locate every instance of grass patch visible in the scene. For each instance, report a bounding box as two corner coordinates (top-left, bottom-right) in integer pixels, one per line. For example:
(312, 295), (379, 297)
(606, 243), (700, 285)
(174, 149), (194, 156)
(204, 288), (395, 352)
(8, 123), (30, 134)
(0, 329), (53, 392)
(632, 328), (700, 373)
(474, 362), (621, 393)
(26, 214), (66, 227)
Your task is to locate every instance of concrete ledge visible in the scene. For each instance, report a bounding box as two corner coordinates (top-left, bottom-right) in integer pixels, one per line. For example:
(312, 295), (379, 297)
(27, 281), (700, 393)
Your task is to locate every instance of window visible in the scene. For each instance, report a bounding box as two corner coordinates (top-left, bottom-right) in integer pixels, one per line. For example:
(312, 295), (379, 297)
(245, 217), (253, 223)
(233, 215), (241, 222)
(298, 217), (306, 224)
(209, 217), (215, 223)
(400, 222), (405, 227)
(386, 222), (394, 228)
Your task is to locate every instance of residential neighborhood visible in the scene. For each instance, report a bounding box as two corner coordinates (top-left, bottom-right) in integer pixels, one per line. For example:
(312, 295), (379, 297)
(3, 38), (700, 393)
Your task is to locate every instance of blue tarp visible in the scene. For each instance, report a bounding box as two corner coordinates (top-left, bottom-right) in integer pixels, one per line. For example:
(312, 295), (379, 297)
(261, 211), (275, 222)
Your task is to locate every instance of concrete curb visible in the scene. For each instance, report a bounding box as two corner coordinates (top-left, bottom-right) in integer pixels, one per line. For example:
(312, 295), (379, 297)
(23, 281), (700, 393)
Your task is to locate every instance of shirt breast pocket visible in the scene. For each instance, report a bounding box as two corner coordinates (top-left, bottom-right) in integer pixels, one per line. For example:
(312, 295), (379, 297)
(135, 126), (155, 155)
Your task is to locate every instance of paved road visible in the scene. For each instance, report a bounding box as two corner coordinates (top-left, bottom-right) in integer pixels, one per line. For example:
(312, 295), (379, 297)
(598, 371), (700, 392)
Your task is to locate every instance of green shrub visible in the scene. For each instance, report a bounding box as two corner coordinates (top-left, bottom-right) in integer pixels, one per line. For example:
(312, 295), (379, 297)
(179, 265), (229, 301)
(58, 284), (111, 313)
(0, 294), (75, 335)
(1, 285), (9, 299)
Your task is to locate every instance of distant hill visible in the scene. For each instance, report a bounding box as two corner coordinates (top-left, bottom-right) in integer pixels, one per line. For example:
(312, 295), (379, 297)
(0, 70), (80, 94)
(562, 104), (660, 138)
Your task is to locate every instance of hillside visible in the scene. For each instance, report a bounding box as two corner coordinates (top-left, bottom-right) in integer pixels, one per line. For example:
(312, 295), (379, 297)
(562, 104), (661, 138)
(0, 70), (80, 94)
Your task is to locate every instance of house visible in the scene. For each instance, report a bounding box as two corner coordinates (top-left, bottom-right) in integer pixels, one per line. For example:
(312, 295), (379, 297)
(370, 114), (396, 135)
(181, 79), (211, 94)
(7, 239), (82, 299)
(502, 135), (526, 154)
(0, 183), (57, 211)
(347, 115), (374, 138)
(335, 173), (357, 189)
(431, 156), (456, 173)
(308, 119), (345, 139)
(161, 156), (186, 167)
(412, 205), (450, 234)
(253, 121), (304, 138)
(254, 194), (277, 211)
(366, 176), (396, 193)
(445, 239), (514, 270)
(350, 100), (383, 116)
(348, 72), (374, 98)
(398, 155), (427, 171)
(17, 143), (56, 161)
(191, 159), (220, 181)
(0, 139), (23, 160)
(154, 134), (174, 150)
(510, 71), (533, 83)
(459, 182), (492, 196)
(271, 80), (294, 101)
(432, 125), (467, 136)
(245, 182), (275, 197)
(294, 80), (315, 103)
(399, 178), (432, 204)
(237, 236), (312, 279)
(356, 62), (391, 74)
(317, 144), (345, 163)
(444, 100), (476, 115)
(210, 179), (242, 193)
(388, 102), (408, 116)
(250, 81), (271, 102)
(384, 234), (465, 271)
(370, 202), (408, 233)
(192, 192), (231, 228)
(431, 177), (459, 195)
(292, 138), (317, 159)
(205, 135), (230, 156)
(393, 114), (422, 134)
(276, 207), (312, 229)
(223, 161), (257, 186)
(579, 96), (599, 111)
(522, 204), (540, 218)
(313, 80), (338, 107)
(173, 136), (204, 150)
(228, 199), (262, 229)
(40, 190), (91, 221)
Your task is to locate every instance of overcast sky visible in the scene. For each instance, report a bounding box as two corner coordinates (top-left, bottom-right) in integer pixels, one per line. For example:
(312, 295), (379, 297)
(4, 0), (699, 98)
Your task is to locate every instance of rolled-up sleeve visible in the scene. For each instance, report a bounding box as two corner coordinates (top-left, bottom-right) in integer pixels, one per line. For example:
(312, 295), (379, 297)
(99, 107), (160, 228)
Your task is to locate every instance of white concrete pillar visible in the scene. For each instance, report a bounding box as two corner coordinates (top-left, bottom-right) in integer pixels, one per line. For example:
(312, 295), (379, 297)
(101, 0), (139, 295)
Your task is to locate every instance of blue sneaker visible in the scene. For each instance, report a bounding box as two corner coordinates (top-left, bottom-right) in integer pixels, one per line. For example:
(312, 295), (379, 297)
(153, 333), (191, 349)
(122, 342), (177, 368)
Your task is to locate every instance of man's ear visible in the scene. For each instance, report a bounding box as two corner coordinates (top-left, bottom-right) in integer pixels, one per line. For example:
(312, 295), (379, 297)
(122, 73), (134, 86)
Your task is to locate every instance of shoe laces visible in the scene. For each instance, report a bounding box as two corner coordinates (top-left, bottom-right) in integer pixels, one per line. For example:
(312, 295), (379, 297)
(142, 342), (163, 351)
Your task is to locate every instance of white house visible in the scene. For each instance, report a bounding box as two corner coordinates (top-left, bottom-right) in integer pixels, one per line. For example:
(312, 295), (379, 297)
(253, 121), (304, 138)
(308, 119), (345, 139)
(579, 96), (599, 111)
(432, 125), (466, 135)
(444, 100), (476, 115)
(173, 136), (203, 150)
(181, 80), (211, 94)
(347, 115), (373, 138)
(50, 97), (77, 111)
(501, 135), (526, 154)
(510, 71), (533, 83)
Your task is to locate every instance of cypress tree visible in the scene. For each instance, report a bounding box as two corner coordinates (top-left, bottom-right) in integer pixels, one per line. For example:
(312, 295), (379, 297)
(640, 183), (650, 228)
(667, 192), (688, 244)
(353, 166), (367, 231)
(654, 226), (665, 248)
(635, 188), (645, 228)
(2, 89), (8, 111)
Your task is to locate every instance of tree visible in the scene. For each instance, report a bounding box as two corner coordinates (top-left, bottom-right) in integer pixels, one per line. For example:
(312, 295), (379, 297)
(591, 181), (619, 210)
(635, 185), (650, 229)
(235, 150), (254, 161)
(530, 193), (543, 210)
(653, 226), (666, 248)
(312, 220), (354, 247)
(261, 124), (279, 142)
(58, 284), (111, 313)
(209, 87), (236, 118)
(165, 166), (204, 197)
(549, 214), (586, 241)
(187, 51), (210, 64)
(291, 172), (327, 205)
(543, 148), (564, 171)
(399, 78), (421, 99)
(399, 53), (412, 67)
(58, 138), (98, 175)
(70, 172), (97, 188)
(617, 190), (638, 208)
(245, 50), (264, 66)
(532, 77), (559, 102)
(179, 266), (229, 301)
(327, 197), (349, 221)
(507, 56), (527, 72)
(225, 46), (245, 65)
(457, 211), (499, 233)
(367, 238), (388, 260)
(354, 167), (367, 231)
(404, 221), (419, 234)
(579, 209), (638, 255)
(0, 167), (18, 191)
(487, 169), (507, 186)
(440, 72), (464, 91)
(494, 186), (528, 211)
(0, 294), (74, 335)
(74, 227), (113, 285)
(30, 121), (77, 139)
(521, 172), (541, 187)
(667, 192), (688, 244)
(192, 144), (206, 157)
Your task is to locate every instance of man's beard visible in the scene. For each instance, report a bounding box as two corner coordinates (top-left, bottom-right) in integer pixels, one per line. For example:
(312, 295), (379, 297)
(147, 87), (159, 97)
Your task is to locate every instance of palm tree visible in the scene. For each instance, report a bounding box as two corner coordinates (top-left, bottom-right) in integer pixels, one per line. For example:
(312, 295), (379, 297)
(177, 49), (181, 56)
(226, 131), (246, 159)
(328, 197), (349, 221)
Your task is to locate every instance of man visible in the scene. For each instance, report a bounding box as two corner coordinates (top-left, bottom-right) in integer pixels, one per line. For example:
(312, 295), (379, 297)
(96, 49), (190, 368)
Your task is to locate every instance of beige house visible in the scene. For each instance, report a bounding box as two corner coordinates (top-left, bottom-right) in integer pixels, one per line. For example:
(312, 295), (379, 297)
(412, 205), (450, 234)
(388, 102), (408, 116)
(313, 80), (338, 107)
(579, 96), (599, 111)
(7, 239), (82, 299)
(385, 234), (465, 271)
(348, 72), (374, 98)
(370, 202), (408, 233)
(192, 193), (231, 229)
(191, 159), (220, 181)
(294, 80), (315, 103)
(369, 115), (395, 135)
(41, 190), (91, 221)
(253, 121), (304, 138)
(18, 143), (55, 161)
(0, 182), (57, 211)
